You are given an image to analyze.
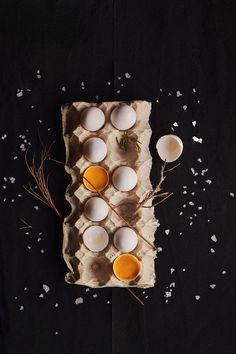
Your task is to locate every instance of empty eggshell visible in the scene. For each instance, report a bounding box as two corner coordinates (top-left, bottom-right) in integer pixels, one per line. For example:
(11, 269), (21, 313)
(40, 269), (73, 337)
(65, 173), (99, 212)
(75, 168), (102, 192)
(113, 227), (138, 252)
(84, 197), (109, 221)
(80, 107), (105, 131)
(83, 137), (107, 163)
(110, 104), (136, 130)
(156, 134), (183, 162)
(112, 166), (137, 192)
(82, 226), (109, 252)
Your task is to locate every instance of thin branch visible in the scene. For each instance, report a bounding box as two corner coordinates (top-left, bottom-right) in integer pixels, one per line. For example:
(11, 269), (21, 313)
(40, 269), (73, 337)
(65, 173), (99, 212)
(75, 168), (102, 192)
(82, 175), (156, 251)
(142, 192), (174, 208)
(127, 288), (144, 306)
(137, 161), (180, 210)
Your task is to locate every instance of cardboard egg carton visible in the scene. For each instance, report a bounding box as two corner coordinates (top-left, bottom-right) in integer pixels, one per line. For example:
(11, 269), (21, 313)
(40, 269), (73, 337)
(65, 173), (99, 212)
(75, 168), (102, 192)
(62, 100), (159, 288)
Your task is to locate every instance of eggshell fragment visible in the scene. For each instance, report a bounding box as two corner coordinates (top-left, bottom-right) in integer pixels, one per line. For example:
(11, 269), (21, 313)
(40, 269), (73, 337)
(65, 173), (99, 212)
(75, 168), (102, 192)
(113, 227), (138, 252)
(84, 197), (109, 222)
(156, 134), (183, 162)
(110, 104), (136, 130)
(112, 166), (137, 192)
(80, 107), (105, 131)
(83, 226), (109, 252)
(83, 137), (107, 163)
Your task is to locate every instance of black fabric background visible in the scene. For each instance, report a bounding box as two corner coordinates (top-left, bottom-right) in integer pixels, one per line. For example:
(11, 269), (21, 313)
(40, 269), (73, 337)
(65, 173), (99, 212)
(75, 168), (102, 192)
(0, 1), (236, 353)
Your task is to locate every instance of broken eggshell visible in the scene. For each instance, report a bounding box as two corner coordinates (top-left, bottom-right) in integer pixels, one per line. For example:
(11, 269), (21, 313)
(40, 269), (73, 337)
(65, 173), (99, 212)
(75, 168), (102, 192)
(156, 134), (183, 162)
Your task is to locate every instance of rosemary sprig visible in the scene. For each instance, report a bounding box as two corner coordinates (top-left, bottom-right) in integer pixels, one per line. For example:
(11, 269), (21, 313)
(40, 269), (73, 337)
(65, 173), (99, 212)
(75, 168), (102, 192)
(116, 132), (142, 153)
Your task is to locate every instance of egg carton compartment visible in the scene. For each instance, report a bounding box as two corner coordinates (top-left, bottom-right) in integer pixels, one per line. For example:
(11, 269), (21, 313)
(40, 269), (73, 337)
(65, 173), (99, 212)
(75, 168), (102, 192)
(62, 100), (159, 288)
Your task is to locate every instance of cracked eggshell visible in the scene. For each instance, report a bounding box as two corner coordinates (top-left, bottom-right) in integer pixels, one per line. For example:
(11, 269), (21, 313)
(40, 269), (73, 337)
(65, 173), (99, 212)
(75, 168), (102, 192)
(83, 137), (107, 163)
(82, 226), (109, 252)
(112, 166), (137, 192)
(156, 134), (183, 162)
(84, 197), (109, 222)
(110, 104), (136, 130)
(113, 227), (138, 252)
(80, 107), (105, 131)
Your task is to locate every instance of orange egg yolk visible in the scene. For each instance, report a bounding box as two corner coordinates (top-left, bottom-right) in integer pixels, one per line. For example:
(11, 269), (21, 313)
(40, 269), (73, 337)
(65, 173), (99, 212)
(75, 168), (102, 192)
(113, 254), (141, 281)
(83, 166), (109, 192)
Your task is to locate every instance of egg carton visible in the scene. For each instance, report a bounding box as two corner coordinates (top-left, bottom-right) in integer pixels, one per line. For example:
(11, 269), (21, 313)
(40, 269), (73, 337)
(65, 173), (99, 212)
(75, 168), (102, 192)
(62, 100), (159, 288)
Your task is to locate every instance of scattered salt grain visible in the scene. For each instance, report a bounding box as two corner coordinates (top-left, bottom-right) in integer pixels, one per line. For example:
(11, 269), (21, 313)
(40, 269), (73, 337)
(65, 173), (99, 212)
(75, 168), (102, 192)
(205, 179), (212, 184)
(165, 229), (170, 235)
(125, 72), (131, 79)
(34, 206), (39, 210)
(170, 268), (175, 274)
(197, 158), (202, 163)
(39, 294), (44, 298)
(85, 288), (90, 292)
(116, 90), (120, 94)
(93, 294), (98, 298)
(210, 248), (215, 253)
(1, 134), (7, 140)
(55, 303), (59, 307)
(192, 121), (196, 127)
(222, 270), (226, 275)
(16, 90), (23, 97)
(195, 295), (200, 300)
(43, 284), (50, 293)
(107, 81), (111, 85)
(19, 305), (24, 311)
(211, 235), (217, 242)
(157, 247), (163, 252)
(189, 201), (194, 206)
(9, 177), (16, 183)
(192, 136), (203, 144)
(62, 86), (66, 92)
(107, 301), (110, 304)
(210, 284), (216, 289)
(176, 91), (183, 97)
(230, 192), (234, 197)
(193, 88), (196, 93)
(183, 105), (188, 110)
(173, 122), (178, 127)
(75, 297), (83, 305)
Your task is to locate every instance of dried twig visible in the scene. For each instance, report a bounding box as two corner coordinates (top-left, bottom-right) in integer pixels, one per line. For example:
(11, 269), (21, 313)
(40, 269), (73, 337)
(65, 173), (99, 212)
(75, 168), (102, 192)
(116, 132), (142, 153)
(23, 145), (61, 218)
(127, 288), (144, 306)
(136, 162), (180, 210)
(19, 218), (32, 230)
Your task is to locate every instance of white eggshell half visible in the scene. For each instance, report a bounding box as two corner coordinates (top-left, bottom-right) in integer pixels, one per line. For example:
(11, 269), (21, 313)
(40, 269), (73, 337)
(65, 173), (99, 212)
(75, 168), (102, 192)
(156, 134), (183, 162)
(83, 226), (109, 252)
(80, 107), (105, 131)
(84, 197), (109, 221)
(83, 137), (107, 163)
(110, 104), (136, 130)
(112, 166), (137, 192)
(113, 227), (138, 252)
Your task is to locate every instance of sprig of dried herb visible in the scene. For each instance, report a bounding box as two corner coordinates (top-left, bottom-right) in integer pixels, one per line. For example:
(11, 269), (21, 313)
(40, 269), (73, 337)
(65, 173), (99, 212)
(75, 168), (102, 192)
(116, 131), (141, 153)
(136, 161), (180, 209)
(23, 144), (61, 218)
